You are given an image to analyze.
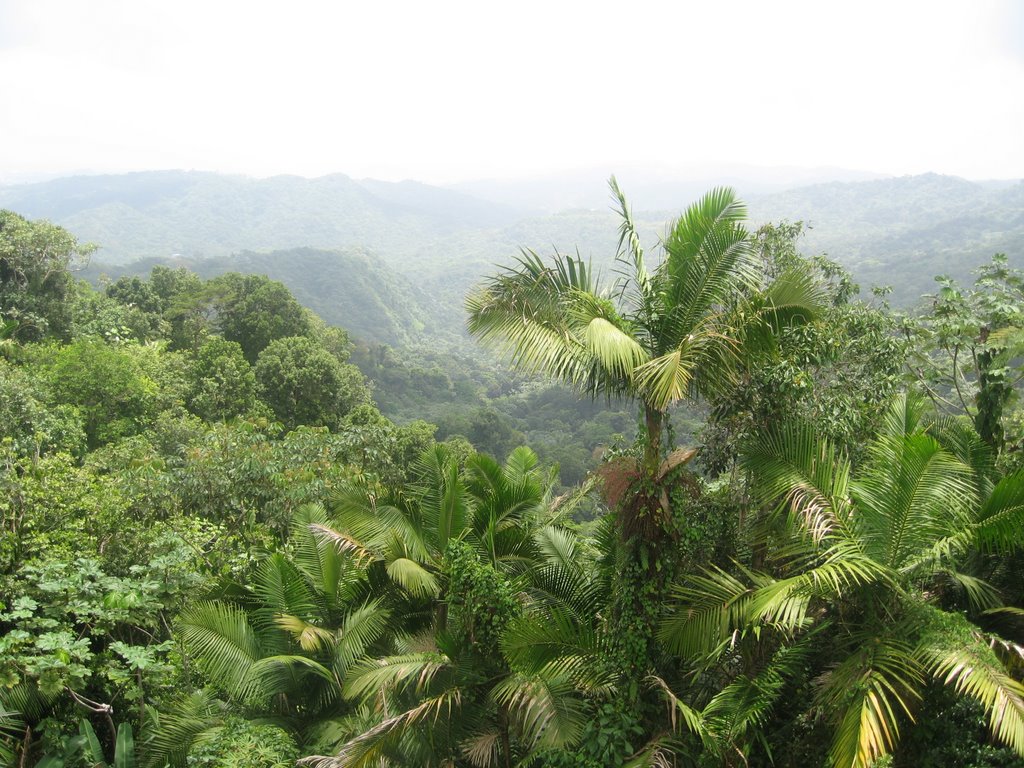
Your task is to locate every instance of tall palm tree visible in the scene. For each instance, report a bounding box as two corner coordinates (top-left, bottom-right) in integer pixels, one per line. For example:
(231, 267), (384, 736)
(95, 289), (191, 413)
(660, 395), (1024, 768)
(466, 181), (821, 538)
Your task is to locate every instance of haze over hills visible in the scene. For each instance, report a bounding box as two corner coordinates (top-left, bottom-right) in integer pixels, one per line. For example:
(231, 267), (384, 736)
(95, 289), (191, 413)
(2, 168), (1022, 340)
(447, 163), (892, 212)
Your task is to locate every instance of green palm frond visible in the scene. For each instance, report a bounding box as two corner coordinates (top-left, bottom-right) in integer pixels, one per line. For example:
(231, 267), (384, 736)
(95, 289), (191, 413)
(660, 188), (756, 336)
(819, 638), (924, 768)
(916, 607), (1024, 756)
(274, 613), (337, 653)
(253, 554), (318, 629)
(385, 557), (440, 598)
(532, 526), (582, 572)
(940, 569), (1005, 612)
(609, 175), (655, 322)
(178, 601), (263, 701)
(247, 654), (338, 691)
(144, 691), (224, 768)
(854, 432), (976, 570)
(973, 468), (1024, 553)
(631, 348), (693, 411)
(743, 421), (855, 545)
(332, 599), (392, 678)
(414, 444), (468, 553)
(343, 653), (451, 701)
(502, 608), (611, 692)
(292, 503), (352, 605)
(466, 249), (608, 396)
(736, 265), (825, 355)
(660, 566), (754, 659)
(302, 689), (463, 768)
(694, 640), (814, 759)
(750, 542), (891, 627)
(492, 673), (586, 751)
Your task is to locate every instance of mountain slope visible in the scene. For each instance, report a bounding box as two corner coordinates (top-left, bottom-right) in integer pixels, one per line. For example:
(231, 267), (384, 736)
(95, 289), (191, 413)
(84, 247), (427, 346)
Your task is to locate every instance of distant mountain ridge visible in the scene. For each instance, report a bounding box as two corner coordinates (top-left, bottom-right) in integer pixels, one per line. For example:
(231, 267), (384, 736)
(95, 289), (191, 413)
(0, 170), (524, 266)
(3, 169), (1022, 321)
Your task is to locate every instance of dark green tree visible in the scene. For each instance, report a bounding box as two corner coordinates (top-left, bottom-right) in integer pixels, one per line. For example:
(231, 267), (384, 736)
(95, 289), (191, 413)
(186, 337), (261, 421)
(255, 336), (369, 431)
(209, 273), (313, 362)
(0, 210), (95, 342)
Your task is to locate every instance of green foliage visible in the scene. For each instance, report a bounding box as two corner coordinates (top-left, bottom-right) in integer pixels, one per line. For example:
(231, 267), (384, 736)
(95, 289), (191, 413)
(0, 210), (95, 342)
(186, 716), (298, 768)
(185, 337), (261, 422)
(907, 254), (1024, 458)
(255, 336), (370, 431)
(205, 273), (312, 363)
(36, 339), (165, 448)
(446, 540), (519, 653)
(0, 359), (85, 459)
(662, 396), (1024, 768)
(701, 222), (908, 473)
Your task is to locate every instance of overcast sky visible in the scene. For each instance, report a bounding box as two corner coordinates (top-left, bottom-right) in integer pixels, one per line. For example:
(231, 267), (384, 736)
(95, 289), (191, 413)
(1, 0), (1022, 184)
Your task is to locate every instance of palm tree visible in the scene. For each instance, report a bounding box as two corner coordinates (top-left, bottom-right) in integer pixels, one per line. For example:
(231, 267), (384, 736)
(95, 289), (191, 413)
(301, 525), (609, 768)
(155, 506), (396, 766)
(466, 181), (821, 539)
(660, 395), (1024, 768)
(311, 445), (556, 595)
(467, 181), (822, 693)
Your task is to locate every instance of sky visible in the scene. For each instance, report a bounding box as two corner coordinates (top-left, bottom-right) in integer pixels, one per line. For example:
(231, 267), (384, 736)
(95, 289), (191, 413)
(1, 0), (1022, 184)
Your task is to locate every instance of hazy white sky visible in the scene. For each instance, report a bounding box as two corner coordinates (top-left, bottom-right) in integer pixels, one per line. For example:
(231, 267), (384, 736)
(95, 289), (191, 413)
(1, 0), (1022, 183)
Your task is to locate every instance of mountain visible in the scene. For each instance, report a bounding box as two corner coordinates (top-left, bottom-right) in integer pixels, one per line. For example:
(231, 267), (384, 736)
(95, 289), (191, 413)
(4, 169), (1022, 324)
(746, 174), (1024, 303)
(0, 170), (523, 265)
(83, 247), (428, 346)
(448, 164), (889, 212)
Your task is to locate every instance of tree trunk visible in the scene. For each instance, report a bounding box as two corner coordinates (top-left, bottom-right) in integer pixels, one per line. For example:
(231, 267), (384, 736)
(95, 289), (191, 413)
(643, 405), (663, 479)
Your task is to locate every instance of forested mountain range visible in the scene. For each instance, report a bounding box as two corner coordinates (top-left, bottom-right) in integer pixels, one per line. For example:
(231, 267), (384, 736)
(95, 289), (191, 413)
(82, 247), (429, 346)
(2, 169), (1021, 320)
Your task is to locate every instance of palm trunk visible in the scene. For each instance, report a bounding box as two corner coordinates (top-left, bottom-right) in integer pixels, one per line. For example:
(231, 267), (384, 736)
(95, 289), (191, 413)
(643, 405), (663, 479)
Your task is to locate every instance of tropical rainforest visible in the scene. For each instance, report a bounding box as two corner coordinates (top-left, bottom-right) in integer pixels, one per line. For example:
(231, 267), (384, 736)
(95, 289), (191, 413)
(1, 174), (1024, 768)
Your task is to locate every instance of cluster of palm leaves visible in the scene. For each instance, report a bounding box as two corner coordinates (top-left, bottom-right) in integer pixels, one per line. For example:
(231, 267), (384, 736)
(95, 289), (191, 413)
(162, 446), (615, 767)
(659, 395), (1024, 767)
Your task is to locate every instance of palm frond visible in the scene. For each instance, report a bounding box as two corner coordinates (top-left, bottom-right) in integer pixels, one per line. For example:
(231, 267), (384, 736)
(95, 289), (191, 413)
(609, 175), (655, 321)
(492, 672), (586, 750)
(743, 420), (855, 545)
(466, 249), (612, 397)
(818, 638), (923, 768)
(178, 601), (263, 701)
(302, 689), (462, 768)
(333, 599), (393, 678)
(385, 557), (440, 598)
(343, 653), (451, 701)
(660, 566), (753, 659)
(750, 542), (891, 627)
(461, 730), (501, 768)
(144, 691), (224, 768)
(916, 608), (1024, 756)
(973, 468), (1024, 553)
(854, 432), (976, 570)
(274, 613), (337, 653)
(502, 608), (612, 693)
(254, 554), (318, 629)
